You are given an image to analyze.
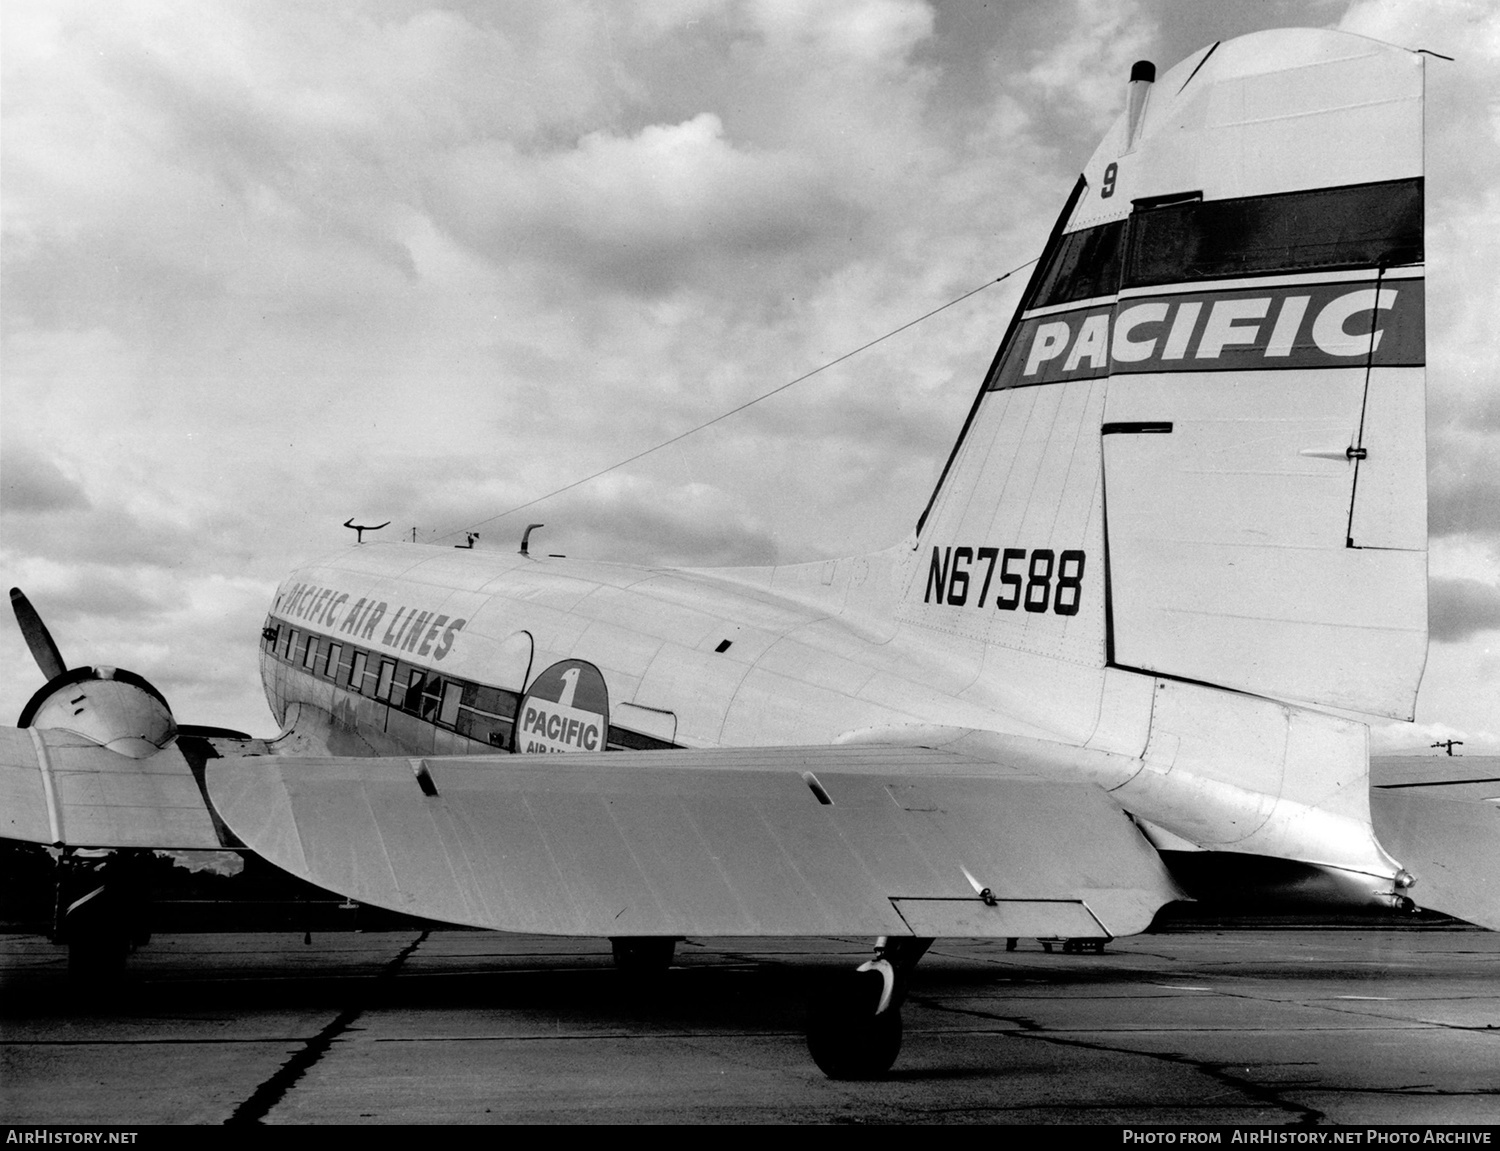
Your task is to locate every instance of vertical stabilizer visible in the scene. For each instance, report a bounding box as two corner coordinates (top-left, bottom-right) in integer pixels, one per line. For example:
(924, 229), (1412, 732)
(907, 30), (1427, 721)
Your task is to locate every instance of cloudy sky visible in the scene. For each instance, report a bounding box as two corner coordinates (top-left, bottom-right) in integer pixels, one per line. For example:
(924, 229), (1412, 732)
(3, 0), (1496, 748)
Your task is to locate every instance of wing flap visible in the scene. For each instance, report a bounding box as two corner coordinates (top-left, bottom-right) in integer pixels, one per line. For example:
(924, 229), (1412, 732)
(207, 747), (1182, 938)
(0, 726), (226, 849)
(892, 898), (1104, 939)
(0, 728), (55, 843)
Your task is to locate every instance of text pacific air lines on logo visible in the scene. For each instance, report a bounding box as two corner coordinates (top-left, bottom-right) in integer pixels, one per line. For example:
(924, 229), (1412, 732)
(990, 279), (1424, 389)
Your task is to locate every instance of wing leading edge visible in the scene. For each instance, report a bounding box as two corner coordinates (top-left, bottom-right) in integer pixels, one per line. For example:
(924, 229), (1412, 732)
(205, 745), (1182, 939)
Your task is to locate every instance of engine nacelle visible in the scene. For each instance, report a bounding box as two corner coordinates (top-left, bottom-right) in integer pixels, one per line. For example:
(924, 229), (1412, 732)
(18, 666), (177, 758)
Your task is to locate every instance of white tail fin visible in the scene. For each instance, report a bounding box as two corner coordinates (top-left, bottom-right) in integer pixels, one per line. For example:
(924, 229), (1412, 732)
(904, 29), (1427, 720)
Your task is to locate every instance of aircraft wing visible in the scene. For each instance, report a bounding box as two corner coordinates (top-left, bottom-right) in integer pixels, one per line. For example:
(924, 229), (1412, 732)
(0, 725), (242, 850)
(205, 745), (1182, 939)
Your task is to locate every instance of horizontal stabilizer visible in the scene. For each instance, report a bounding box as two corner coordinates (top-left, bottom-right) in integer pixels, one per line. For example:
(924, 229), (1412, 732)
(206, 745), (1181, 939)
(1371, 758), (1500, 930)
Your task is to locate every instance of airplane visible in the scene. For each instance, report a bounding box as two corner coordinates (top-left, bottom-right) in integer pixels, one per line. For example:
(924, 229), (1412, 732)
(3, 27), (1498, 1080)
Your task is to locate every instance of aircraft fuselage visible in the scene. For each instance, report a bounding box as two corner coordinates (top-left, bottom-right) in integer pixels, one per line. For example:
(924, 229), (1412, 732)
(260, 539), (1406, 913)
(261, 540), (1072, 759)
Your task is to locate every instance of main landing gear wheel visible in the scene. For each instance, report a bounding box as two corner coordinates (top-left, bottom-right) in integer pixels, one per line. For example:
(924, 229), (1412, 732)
(56, 852), (144, 991)
(609, 937), (677, 974)
(807, 965), (903, 1079)
(806, 937), (932, 1079)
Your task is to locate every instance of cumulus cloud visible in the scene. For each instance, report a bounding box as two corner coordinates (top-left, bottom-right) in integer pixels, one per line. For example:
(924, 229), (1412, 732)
(14, 570), (163, 627)
(431, 113), (857, 295)
(1371, 719), (1500, 755)
(1022, 0), (1155, 128)
(746, 0), (933, 63)
(0, 445), (91, 513)
(1429, 434), (1500, 542)
(3, 0), (1499, 741)
(1429, 576), (1500, 642)
(3, 503), (208, 571)
(545, 475), (782, 567)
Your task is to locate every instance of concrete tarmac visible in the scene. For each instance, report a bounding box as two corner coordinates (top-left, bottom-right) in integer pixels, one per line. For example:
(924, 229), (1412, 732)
(2, 925), (1498, 1125)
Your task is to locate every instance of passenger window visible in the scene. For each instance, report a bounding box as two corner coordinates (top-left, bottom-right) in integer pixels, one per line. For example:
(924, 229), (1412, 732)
(350, 651), (368, 693)
(376, 660), (396, 701)
(302, 636), (319, 669)
(439, 681), (463, 727)
(466, 683), (519, 719)
(324, 643), (342, 678)
(404, 669), (426, 712)
(419, 676), (443, 720)
(607, 726), (680, 751)
(456, 706), (514, 748)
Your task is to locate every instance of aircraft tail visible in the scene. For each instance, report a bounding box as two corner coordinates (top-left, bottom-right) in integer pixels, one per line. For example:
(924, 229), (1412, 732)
(904, 29), (1428, 721)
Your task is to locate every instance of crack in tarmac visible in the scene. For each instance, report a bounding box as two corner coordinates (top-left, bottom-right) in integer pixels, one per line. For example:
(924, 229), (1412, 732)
(582, 940), (1494, 1122)
(223, 930), (429, 1126)
(908, 995), (1327, 1125)
(4, 1037), (349, 1045)
(6, 930), (1494, 1123)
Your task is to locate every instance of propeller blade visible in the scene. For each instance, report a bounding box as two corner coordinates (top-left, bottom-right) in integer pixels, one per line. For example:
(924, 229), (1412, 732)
(10, 588), (68, 682)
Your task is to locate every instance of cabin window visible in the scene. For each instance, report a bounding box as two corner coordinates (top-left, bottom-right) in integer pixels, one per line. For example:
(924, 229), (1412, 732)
(376, 660), (396, 701)
(455, 684), (517, 748)
(454, 713), (514, 748)
(404, 669), (426, 713)
(439, 681), (463, 727)
(607, 726), (680, 752)
(283, 628), (298, 661)
(418, 675), (444, 721)
(323, 643), (342, 678)
(465, 682), (519, 719)
(1125, 177), (1423, 286)
(302, 636), (319, 669)
(349, 651), (369, 694)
